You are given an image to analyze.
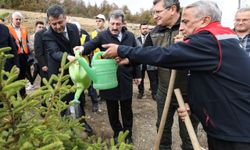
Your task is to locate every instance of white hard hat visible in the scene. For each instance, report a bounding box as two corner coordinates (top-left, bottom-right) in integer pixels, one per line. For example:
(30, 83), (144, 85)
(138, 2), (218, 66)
(95, 14), (106, 21)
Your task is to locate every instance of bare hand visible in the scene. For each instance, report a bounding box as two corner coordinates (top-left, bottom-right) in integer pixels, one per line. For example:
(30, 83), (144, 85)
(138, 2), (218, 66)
(67, 55), (75, 62)
(42, 66), (48, 72)
(174, 34), (185, 43)
(177, 103), (191, 121)
(102, 43), (119, 58)
(73, 46), (84, 54)
(118, 58), (130, 65)
(16, 67), (20, 75)
(133, 78), (142, 85)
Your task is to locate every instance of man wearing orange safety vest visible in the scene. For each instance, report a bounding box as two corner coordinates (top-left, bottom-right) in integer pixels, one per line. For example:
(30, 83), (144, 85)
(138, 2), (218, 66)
(7, 11), (30, 97)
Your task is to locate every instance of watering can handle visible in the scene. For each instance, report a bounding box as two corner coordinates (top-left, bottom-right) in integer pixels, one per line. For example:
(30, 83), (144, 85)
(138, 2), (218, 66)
(92, 51), (104, 62)
(75, 50), (81, 58)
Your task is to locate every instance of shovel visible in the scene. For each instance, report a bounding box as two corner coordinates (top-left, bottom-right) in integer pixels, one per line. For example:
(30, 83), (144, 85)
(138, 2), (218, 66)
(174, 88), (204, 150)
(153, 69), (177, 150)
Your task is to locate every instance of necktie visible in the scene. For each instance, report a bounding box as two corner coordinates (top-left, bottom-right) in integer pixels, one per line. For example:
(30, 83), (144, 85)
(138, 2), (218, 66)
(62, 32), (69, 40)
(142, 36), (146, 45)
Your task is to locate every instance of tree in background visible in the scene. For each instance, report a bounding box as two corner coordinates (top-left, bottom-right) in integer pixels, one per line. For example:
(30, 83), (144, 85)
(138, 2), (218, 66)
(0, 0), (156, 25)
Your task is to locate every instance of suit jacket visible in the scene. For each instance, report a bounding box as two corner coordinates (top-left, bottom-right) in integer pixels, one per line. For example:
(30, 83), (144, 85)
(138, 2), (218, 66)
(0, 24), (19, 71)
(43, 23), (80, 76)
(34, 28), (47, 68)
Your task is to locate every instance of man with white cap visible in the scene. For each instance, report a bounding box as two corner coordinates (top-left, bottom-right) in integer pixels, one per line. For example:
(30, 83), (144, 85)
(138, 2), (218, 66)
(90, 14), (107, 102)
(94, 14), (106, 34)
(91, 14), (106, 52)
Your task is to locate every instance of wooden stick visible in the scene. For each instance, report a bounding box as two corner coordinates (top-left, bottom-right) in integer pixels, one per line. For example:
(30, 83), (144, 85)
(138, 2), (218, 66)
(174, 88), (201, 150)
(153, 70), (177, 150)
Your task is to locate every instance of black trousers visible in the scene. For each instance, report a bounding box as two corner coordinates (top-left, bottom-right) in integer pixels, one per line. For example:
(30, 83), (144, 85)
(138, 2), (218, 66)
(208, 136), (250, 150)
(87, 83), (98, 104)
(106, 99), (133, 138)
(60, 91), (86, 118)
(38, 65), (49, 87)
(138, 64), (158, 96)
(18, 53), (28, 96)
(147, 70), (158, 96)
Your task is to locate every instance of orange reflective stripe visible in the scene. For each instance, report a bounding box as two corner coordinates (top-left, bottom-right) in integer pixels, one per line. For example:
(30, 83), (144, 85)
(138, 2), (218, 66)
(7, 25), (29, 54)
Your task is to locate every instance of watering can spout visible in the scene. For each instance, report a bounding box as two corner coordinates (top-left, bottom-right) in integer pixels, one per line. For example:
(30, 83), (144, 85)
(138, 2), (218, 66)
(75, 50), (97, 83)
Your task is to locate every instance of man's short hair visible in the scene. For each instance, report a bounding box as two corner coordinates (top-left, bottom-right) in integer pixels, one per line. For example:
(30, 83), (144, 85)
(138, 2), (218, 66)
(35, 21), (44, 27)
(236, 7), (250, 14)
(185, 1), (222, 22)
(0, 18), (4, 22)
(47, 4), (64, 18)
(12, 11), (23, 19)
(139, 22), (148, 28)
(109, 10), (125, 23)
(153, 0), (181, 12)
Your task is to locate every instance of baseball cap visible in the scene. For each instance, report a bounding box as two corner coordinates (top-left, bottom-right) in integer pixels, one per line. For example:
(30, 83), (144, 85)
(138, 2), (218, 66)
(95, 14), (106, 21)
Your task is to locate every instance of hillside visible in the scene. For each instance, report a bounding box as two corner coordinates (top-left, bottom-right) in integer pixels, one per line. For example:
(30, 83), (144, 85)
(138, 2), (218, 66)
(0, 8), (140, 35)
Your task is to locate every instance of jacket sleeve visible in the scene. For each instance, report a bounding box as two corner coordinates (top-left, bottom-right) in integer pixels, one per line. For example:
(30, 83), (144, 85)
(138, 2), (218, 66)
(131, 35), (141, 79)
(118, 32), (219, 71)
(82, 34), (102, 55)
(9, 35), (19, 68)
(34, 31), (47, 67)
(43, 36), (64, 62)
(143, 34), (153, 47)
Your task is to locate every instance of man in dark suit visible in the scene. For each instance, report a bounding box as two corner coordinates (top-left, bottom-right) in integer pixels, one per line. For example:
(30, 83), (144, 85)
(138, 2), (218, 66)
(74, 10), (141, 144)
(43, 4), (92, 134)
(136, 22), (158, 100)
(0, 24), (19, 109)
(34, 21), (49, 86)
(0, 24), (19, 72)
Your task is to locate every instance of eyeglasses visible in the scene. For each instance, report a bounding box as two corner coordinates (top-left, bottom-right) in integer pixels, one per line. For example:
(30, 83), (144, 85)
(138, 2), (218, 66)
(151, 5), (172, 16)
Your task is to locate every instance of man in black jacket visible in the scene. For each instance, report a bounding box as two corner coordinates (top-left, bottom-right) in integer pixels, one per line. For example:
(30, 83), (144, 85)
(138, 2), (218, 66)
(136, 22), (158, 100)
(103, 1), (250, 149)
(0, 24), (19, 72)
(34, 21), (49, 86)
(43, 4), (92, 134)
(144, 0), (198, 149)
(74, 10), (141, 143)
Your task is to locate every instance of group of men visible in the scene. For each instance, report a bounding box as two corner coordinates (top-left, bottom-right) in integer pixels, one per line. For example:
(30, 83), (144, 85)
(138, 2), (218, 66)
(1, 0), (250, 149)
(102, 0), (250, 149)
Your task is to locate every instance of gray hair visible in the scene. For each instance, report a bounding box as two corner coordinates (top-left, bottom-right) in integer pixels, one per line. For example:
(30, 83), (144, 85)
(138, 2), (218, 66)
(185, 0), (222, 22)
(12, 11), (23, 19)
(108, 9), (125, 23)
(236, 7), (250, 13)
(153, 0), (181, 12)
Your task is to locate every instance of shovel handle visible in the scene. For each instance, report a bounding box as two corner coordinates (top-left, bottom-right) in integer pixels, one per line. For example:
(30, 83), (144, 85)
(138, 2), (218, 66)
(174, 88), (201, 150)
(154, 69), (177, 150)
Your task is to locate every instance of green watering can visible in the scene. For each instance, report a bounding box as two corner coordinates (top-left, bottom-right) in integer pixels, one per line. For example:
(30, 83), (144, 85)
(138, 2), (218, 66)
(69, 56), (91, 104)
(75, 51), (118, 90)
